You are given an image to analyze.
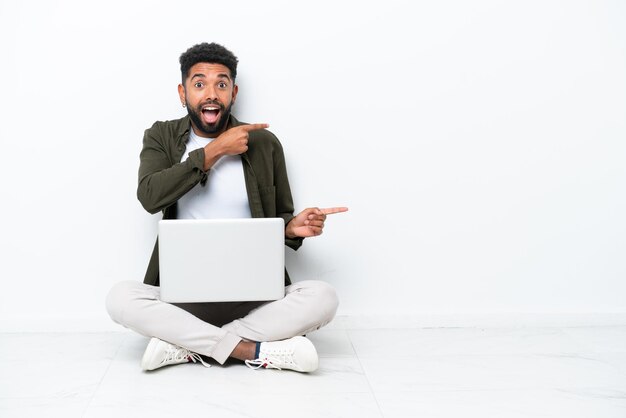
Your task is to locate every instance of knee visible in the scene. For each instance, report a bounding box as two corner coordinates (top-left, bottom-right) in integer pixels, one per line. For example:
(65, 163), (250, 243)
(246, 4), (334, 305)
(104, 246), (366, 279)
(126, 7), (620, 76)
(310, 280), (340, 321)
(105, 280), (142, 324)
(323, 282), (340, 319)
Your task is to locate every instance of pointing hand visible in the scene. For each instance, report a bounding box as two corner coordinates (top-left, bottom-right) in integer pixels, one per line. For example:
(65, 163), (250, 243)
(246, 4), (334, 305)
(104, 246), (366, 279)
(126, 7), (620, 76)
(286, 207), (349, 238)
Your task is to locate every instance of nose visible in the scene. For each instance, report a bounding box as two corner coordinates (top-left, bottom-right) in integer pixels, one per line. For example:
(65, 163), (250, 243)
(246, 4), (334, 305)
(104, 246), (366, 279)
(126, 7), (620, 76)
(205, 85), (218, 101)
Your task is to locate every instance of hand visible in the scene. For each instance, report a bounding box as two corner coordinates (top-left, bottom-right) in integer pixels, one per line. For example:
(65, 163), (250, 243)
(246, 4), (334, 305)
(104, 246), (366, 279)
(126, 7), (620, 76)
(203, 123), (269, 170)
(286, 207), (349, 238)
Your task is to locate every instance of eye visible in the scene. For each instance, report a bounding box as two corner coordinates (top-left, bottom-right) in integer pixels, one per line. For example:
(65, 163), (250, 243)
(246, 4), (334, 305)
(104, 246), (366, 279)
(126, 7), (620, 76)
(218, 81), (228, 89)
(194, 81), (204, 88)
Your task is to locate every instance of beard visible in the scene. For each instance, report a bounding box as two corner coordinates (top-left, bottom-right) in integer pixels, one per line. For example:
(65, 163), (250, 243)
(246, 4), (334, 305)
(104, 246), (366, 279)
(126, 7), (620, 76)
(186, 99), (233, 137)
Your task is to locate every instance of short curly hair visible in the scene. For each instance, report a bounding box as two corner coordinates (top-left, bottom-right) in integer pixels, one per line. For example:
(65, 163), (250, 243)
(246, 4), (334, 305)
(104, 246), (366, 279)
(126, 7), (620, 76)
(179, 42), (238, 83)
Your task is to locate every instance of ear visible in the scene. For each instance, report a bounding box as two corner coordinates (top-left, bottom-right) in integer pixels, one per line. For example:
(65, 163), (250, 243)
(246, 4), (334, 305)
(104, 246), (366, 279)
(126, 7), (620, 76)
(178, 84), (186, 106)
(231, 84), (239, 105)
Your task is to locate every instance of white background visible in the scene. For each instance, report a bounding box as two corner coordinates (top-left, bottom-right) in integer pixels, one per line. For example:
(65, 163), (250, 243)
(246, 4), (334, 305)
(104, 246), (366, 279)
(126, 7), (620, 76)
(0, 0), (624, 330)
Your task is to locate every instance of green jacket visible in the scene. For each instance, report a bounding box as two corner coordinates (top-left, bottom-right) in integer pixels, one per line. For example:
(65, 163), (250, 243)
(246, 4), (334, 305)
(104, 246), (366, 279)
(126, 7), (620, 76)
(137, 114), (303, 286)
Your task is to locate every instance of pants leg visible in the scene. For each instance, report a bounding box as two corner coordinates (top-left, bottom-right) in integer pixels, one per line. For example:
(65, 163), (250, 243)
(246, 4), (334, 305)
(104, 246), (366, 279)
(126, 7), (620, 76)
(221, 280), (339, 343)
(105, 281), (241, 364)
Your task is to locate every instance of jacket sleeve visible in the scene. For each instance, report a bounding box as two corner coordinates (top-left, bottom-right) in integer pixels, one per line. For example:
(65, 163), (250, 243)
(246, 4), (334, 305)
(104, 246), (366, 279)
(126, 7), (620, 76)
(137, 124), (206, 214)
(272, 137), (304, 251)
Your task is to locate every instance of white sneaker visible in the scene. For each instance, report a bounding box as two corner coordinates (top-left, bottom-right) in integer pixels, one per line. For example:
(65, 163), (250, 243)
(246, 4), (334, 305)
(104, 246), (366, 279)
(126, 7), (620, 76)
(245, 336), (319, 372)
(141, 337), (210, 371)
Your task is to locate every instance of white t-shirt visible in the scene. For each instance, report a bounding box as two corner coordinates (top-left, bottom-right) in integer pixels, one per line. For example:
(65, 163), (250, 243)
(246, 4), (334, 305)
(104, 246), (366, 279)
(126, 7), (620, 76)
(176, 129), (252, 219)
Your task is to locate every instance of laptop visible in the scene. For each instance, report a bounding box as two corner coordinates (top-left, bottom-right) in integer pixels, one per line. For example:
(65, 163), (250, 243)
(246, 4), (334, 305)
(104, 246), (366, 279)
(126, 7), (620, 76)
(158, 218), (285, 303)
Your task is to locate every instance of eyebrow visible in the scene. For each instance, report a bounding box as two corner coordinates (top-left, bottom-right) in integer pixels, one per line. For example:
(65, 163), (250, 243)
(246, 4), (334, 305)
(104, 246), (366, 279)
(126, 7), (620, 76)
(191, 73), (231, 81)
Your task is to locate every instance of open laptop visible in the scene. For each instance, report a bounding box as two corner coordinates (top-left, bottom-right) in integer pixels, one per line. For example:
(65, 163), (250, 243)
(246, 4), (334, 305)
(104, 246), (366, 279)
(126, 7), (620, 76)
(158, 218), (285, 303)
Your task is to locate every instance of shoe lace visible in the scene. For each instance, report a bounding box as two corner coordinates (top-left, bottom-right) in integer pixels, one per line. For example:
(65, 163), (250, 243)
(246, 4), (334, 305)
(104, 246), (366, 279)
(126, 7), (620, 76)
(188, 352), (211, 368)
(244, 347), (296, 370)
(245, 358), (279, 370)
(164, 345), (211, 368)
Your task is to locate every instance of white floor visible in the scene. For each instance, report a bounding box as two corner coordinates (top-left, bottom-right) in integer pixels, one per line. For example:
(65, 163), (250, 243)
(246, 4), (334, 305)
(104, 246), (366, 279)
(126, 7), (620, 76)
(1, 326), (625, 417)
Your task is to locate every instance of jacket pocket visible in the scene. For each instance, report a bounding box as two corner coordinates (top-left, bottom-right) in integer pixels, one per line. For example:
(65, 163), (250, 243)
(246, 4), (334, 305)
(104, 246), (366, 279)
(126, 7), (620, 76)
(258, 185), (276, 217)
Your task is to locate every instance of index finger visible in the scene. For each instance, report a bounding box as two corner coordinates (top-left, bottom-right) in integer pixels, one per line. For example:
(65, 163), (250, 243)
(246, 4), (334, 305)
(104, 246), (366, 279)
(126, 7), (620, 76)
(320, 207), (349, 215)
(241, 123), (269, 132)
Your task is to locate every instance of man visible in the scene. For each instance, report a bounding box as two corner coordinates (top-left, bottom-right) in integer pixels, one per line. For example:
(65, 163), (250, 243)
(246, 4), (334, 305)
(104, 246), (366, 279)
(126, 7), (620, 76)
(106, 42), (347, 373)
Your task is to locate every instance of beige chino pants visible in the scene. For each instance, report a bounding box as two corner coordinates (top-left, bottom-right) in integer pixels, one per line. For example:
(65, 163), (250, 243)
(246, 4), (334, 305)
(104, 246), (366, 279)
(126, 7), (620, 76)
(106, 280), (339, 364)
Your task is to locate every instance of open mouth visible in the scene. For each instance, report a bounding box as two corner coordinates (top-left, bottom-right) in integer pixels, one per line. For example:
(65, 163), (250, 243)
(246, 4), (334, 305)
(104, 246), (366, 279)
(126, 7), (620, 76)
(201, 104), (221, 125)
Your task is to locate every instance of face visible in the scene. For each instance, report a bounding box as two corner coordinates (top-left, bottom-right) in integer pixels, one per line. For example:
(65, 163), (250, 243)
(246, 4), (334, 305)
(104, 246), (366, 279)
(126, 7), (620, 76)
(178, 63), (238, 138)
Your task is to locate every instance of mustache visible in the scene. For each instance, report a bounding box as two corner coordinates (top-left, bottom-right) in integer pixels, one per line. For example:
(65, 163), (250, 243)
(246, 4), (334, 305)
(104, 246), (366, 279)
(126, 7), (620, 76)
(199, 100), (225, 110)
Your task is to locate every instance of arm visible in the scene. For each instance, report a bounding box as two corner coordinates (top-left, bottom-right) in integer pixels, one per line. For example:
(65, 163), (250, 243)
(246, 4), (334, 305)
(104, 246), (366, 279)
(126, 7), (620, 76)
(270, 137), (304, 250)
(136, 125), (206, 214)
(137, 122), (269, 214)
